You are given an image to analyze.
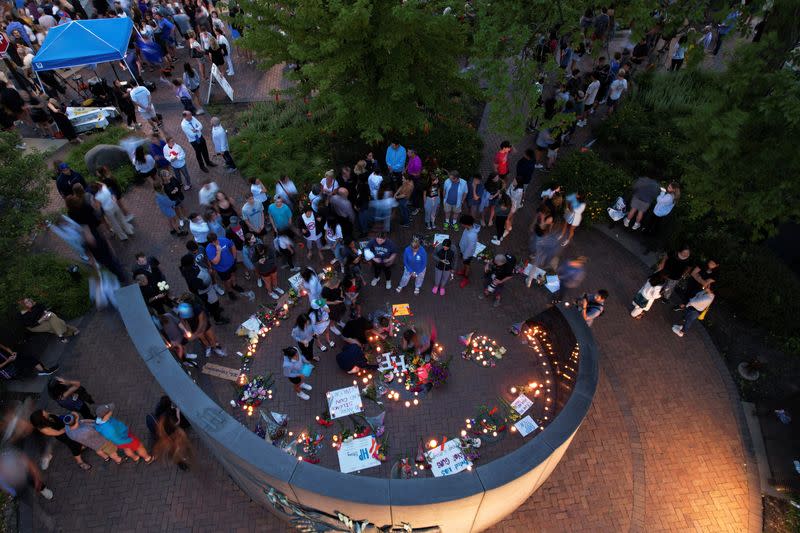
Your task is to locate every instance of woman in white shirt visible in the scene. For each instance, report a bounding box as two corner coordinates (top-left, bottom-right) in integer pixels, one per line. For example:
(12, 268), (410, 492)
(561, 192), (586, 246)
(249, 177), (270, 210)
(91, 182), (135, 240)
(320, 170), (339, 197)
(300, 206), (323, 260)
(630, 271), (668, 318)
(132, 145), (156, 182)
(644, 181), (681, 252)
(213, 28), (235, 76)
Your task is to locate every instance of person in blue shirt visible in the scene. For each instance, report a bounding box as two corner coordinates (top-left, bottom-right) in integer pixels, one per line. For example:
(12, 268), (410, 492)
(442, 170), (468, 230)
(395, 237), (428, 295)
(206, 232), (245, 299)
(714, 10), (739, 56)
(267, 196), (293, 232)
(367, 233), (398, 289)
(385, 141), (407, 186)
(94, 403), (153, 463)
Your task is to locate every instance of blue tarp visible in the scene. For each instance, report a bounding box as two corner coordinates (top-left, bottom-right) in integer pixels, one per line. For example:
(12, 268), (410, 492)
(32, 18), (134, 72)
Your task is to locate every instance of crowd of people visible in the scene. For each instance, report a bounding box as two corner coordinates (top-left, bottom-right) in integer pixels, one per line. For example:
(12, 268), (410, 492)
(0, 0), (728, 504)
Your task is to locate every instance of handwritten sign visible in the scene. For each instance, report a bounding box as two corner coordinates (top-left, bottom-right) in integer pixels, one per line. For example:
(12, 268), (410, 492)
(474, 242), (487, 257)
(337, 435), (381, 473)
(202, 363), (240, 382)
(288, 273), (304, 292)
(326, 386), (363, 420)
(510, 394), (533, 415)
(391, 303), (411, 317)
(427, 439), (472, 477)
(514, 415), (539, 437)
(377, 353), (407, 374)
(432, 233), (450, 247)
(239, 316), (263, 336)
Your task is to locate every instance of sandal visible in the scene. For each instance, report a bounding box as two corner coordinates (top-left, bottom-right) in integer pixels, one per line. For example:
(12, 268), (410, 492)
(144, 456), (154, 464)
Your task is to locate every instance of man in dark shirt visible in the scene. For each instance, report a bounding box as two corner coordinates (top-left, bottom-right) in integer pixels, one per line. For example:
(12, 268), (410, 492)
(631, 38), (650, 65)
(341, 316), (373, 346)
(132, 253), (166, 285)
(55, 163), (87, 198)
(335, 343), (376, 374)
(481, 254), (516, 307)
(515, 149), (537, 192)
(677, 259), (719, 307)
(656, 246), (691, 300)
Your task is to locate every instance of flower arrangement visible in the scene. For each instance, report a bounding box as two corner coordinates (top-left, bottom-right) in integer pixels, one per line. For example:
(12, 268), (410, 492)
(296, 429), (324, 464)
(157, 281), (169, 292)
(372, 436), (389, 462)
(462, 405), (507, 443)
(236, 374), (275, 414)
(315, 410), (334, 427)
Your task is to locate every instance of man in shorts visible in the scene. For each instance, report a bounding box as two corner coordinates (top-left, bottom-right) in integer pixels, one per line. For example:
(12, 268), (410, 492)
(442, 170), (468, 230)
(455, 214), (480, 288)
(129, 85), (162, 132)
(206, 232), (245, 300)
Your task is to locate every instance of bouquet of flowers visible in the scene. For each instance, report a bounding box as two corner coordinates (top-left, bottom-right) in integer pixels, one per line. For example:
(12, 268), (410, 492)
(372, 436), (389, 462)
(297, 429), (324, 464)
(315, 410), (334, 427)
(236, 374), (275, 408)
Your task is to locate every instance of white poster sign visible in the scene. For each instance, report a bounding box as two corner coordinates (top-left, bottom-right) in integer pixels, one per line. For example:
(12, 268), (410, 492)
(288, 272), (304, 292)
(207, 64), (234, 103)
(326, 386), (363, 419)
(510, 394), (534, 415)
(427, 439), (472, 477)
(337, 435), (381, 473)
(514, 415), (540, 437)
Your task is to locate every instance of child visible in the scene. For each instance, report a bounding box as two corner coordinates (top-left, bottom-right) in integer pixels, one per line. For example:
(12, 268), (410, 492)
(310, 299), (334, 351)
(423, 173), (440, 230)
(300, 204), (324, 261)
(431, 239), (455, 296)
(210, 117), (236, 172)
(342, 275), (361, 319)
(282, 346), (313, 400)
(455, 215), (480, 288)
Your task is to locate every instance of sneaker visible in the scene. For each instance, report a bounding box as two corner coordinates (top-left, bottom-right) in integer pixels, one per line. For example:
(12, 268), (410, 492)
(328, 340), (335, 347)
(185, 353), (198, 360)
(257, 278), (263, 287)
(205, 347), (212, 358)
(385, 281), (392, 290)
(40, 454), (53, 471)
(269, 291), (280, 300)
(300, 383), (312, 391)
(215, 286), (225, 296)
(452, 223), (459, 231)
(413, 288), (420, 295)
(37, 365), (59, 376)
(671, 325), (684, 337)
(179, 219), (185, 228)
(535, 163), (544, 169)
(432, 286), (439, 294)
(319, 345), (327, 352)
(330, 325), (341, 336)
(491, 237), (501, 245)
(40, 487), (54, 500)
(213, 347), (227, 357)
(632, 222), (641, 230)
(297, 391), (310, 400)
(290, 266), (302, 272)
(274, 287), (285, 295)
(443, 221), (450, 230)
(439, 287), (446, 296)
(183, 184), (191, 191)
(371, 278), (380, 287)
(396, 286), (403, 293)
(623, 217), (630, 228)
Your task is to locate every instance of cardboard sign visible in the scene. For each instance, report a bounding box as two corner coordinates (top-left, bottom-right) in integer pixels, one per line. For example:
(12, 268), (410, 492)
(337, 435), (381, 473)
(427, 439), (472, 477)
(377, 353), (407, 374)
(202, 363), (240, 382)
(474, 242), (486, 257)
(326, 386), (363, 419)
(288, 272), (304, 292)
(510, 394), (534, 415)
(514, 415), (539, 437)
(391, 304), (411, 317)
(432, 233), (450, 247)
(240, 316), (263, 335)
(207, 64), (234, 103)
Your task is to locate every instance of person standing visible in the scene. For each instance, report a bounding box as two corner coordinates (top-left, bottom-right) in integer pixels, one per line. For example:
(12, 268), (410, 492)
(29, 410), (92, 471)
(578, 73), (600, 127)
(54, 163), (86, 198)
(672, 285), (714, 337)
(493, 140), (512, 182)
(395, 237), (427, 295)
(423, 172), (441, 230)
(515, 149), (536, 196)
(180, 110), (216, 172)
(291, 314), (318, 363)
(624, 176), (661, 230)
(455, 215), (480, 288)
(267, 196), (293, 234)
(129, 84), (161, 132)
(442, 171), (468, 230)
(606, 70), (628, 114)
(63, 413), (123, 465)
(299, 204), (323, 260)
(206, 232), (245, 299)
(211, 117), (236, 172)
(561, 192), (586, 246)
(431, 238), (455, 296)
(655, 245), (692, 300)
(163, 137), (192, 190)
(385, 141), (406, 187)
(670, 35), (688, 71)
(630, 271), (668, 319)
(90, 181), (135, 241)
(283, 346), (313, 400)
(242, 193), (266, 237)
(405, 148), (423, 213)
(93, 404), (154, 464)
(393, 175), (414, 228)
(367, 233), (398, 289)
(580, 290), (608, 327)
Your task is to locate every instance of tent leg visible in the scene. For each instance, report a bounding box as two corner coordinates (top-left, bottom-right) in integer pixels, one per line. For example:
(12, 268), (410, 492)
(123, 59), (139, 86)
(33, 71), (47, 96)
(110, 61), (121, 82)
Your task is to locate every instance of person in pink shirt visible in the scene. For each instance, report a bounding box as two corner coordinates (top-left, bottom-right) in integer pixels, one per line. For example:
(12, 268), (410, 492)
(405, 148), (423, 214)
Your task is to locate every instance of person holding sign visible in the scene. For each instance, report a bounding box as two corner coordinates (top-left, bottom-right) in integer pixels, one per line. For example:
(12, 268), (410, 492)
(282, 347), (313, 400)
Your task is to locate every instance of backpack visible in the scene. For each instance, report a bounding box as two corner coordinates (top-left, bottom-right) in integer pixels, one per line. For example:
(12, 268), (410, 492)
(504, 253), (517, 270)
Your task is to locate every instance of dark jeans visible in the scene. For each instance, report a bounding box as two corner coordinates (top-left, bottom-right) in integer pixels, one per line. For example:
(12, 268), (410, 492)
(682, 307), (701, 331)
(278, 248), (294, 269)
(297, 341), (314, 363)
(495, 215), (508, 239)
(222, 150), (236, 169)
(397, 198), (410, 226)
(372, 262), (394, 282)
(410, 177), (423, 209)
(190, 136), (213, 169)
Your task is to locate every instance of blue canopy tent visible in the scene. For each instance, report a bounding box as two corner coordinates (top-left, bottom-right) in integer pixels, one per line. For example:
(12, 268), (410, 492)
(31, 18), (137, 91)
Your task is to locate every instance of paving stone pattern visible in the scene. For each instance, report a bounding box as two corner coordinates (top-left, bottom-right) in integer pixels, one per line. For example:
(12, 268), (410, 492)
(29, 42), (755, 532)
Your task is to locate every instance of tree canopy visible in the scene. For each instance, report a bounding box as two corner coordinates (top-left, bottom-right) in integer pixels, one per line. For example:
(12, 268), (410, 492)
(236, 0), (470, 143)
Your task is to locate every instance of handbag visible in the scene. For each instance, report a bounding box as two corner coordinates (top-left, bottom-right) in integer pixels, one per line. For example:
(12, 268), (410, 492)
(301, 363), (314, 377)
(633, 291), (649, 308)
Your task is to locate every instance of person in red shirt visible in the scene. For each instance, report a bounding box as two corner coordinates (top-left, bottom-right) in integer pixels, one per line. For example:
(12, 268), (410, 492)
(493, 140), (513, 182)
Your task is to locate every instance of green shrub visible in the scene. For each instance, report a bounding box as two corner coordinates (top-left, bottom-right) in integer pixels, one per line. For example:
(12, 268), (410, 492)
(62, 126), (137, 191)
(0, 253), (90, 331)
(546, 150), (630, 224)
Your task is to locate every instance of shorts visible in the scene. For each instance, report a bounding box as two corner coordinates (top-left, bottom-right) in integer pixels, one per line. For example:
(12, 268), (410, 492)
(547, 148), (558, 159)
(139, 105), (157, 120)
(630, 196), (651, 212)
(443, 203), (460, 215)
(217, 266), (236, 281)
(99, 441), (117, 456)
(117, 435), (142, 450)
(288, 376), (302, 385)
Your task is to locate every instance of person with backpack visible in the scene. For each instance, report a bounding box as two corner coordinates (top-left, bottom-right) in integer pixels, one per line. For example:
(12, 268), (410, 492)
(579, 290), (608, 327)
(480, 253), (516, 307)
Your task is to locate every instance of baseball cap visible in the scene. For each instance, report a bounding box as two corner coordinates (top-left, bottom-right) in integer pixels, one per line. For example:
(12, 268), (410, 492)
(58, 162), (69, 170)
(96, 403), (115, 418)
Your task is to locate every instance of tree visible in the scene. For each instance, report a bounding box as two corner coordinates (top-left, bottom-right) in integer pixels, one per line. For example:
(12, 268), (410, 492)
(470, 0), (732, 138)
(236, 0), (471, 143)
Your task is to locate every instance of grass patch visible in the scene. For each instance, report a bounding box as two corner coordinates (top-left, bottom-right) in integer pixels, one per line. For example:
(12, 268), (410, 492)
(62, 126), (136, 191)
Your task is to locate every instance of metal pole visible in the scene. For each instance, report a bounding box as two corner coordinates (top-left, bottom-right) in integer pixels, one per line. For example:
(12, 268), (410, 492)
(33, 70), (47, 95)
(122, 58), (139, 86)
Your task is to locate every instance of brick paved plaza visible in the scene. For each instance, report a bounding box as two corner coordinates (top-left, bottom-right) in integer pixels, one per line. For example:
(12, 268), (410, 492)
(22, 46), (759, 533)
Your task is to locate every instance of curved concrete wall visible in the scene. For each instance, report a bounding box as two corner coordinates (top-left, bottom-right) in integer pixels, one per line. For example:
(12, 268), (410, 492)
(117, 285), (599, 532)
